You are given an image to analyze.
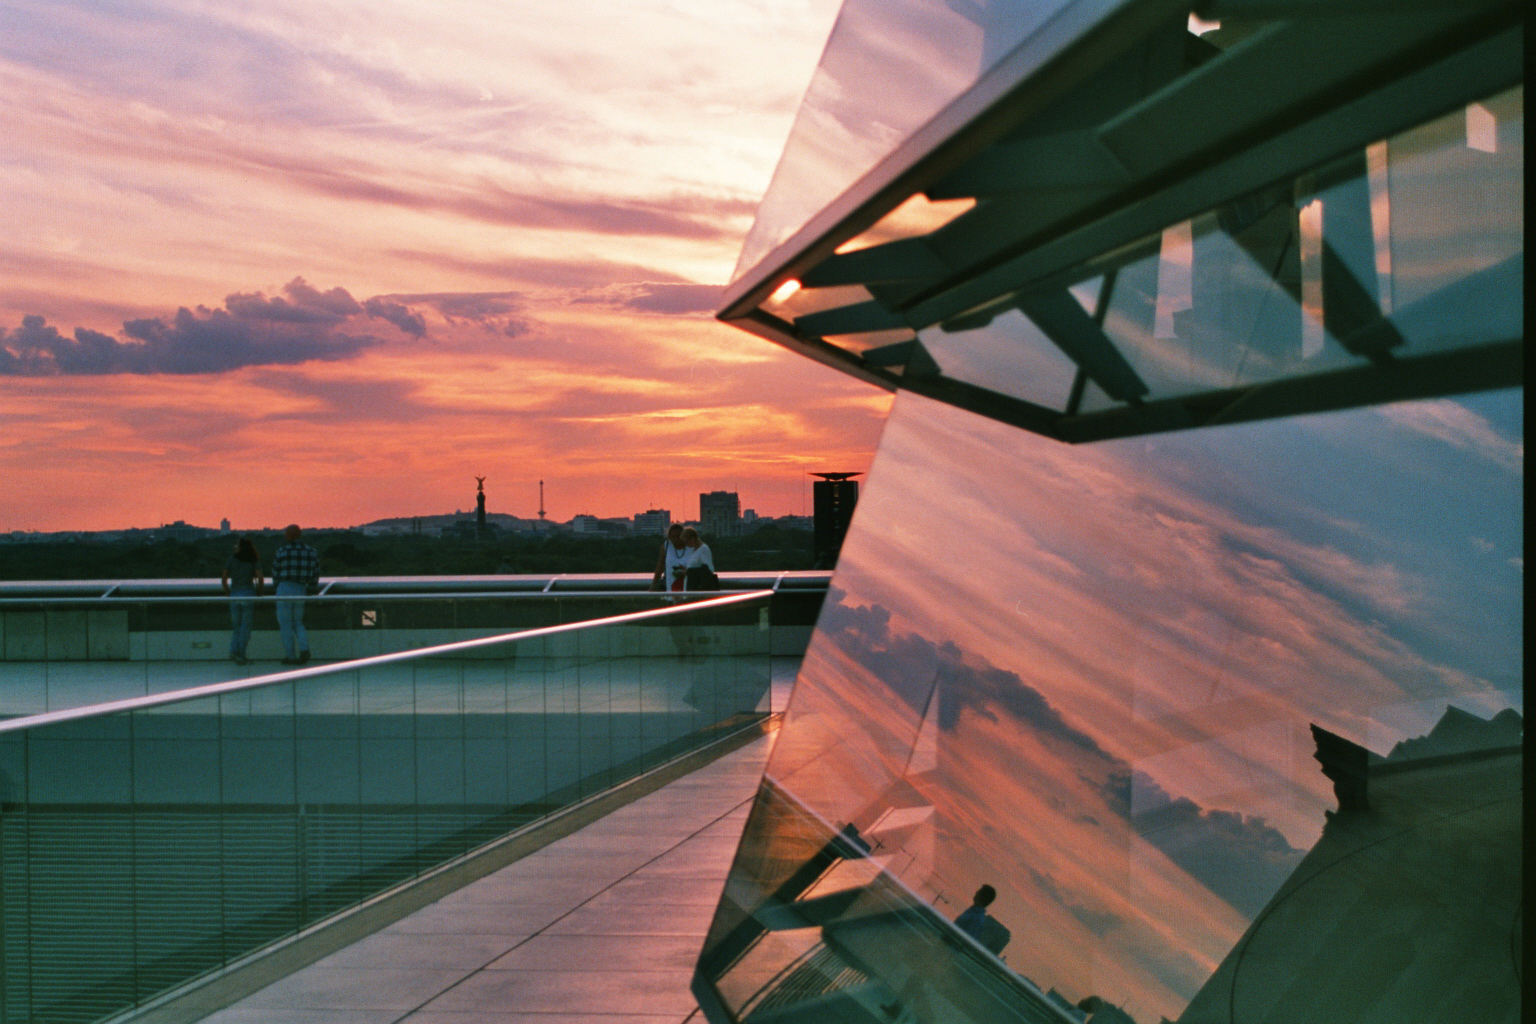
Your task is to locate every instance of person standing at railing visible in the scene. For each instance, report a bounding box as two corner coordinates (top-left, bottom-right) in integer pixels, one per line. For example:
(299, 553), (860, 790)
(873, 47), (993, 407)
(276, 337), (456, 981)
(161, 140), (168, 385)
(220, 536), (264, 665)
(272, 524), (320, 665)
(682, 527), (719, 591)
(655, 523), (689, 595)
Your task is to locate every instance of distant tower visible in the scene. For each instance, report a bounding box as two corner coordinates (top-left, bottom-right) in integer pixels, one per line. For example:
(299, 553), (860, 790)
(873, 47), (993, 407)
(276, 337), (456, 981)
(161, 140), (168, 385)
(475, 475), (487, 538)
(538, 480), (546, 521)
(812, 472), (860, 568)
(220, 517), (231, 533)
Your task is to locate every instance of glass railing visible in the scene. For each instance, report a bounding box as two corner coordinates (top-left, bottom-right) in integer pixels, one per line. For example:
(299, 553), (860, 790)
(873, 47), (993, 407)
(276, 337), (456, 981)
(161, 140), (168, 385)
(0, 574), (828, 718)
(0, 590), (774, 1024)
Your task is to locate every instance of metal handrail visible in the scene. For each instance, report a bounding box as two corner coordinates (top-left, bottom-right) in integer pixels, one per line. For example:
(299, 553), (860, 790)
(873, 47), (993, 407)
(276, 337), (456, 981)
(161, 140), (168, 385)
(0, 587), (773, 607)
(0, 571), (832, 602)
(0, 589), (774, 736)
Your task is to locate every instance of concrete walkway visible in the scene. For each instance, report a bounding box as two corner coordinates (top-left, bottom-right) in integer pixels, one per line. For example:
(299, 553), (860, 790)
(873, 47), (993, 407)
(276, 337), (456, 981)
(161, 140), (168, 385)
(197, 731), (775, 1024)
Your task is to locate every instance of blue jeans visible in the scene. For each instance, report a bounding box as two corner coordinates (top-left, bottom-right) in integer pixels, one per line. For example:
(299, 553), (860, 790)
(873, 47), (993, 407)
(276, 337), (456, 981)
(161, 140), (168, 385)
(275, 581), (309, 660)
(229, 589), (255, 657)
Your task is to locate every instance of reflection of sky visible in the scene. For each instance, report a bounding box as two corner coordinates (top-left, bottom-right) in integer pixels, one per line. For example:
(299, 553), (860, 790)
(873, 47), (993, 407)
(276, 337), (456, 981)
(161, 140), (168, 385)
(735, 0), (1069, 280)
(765, 385), (1521, 1020)
(908, 89), (1523, 412)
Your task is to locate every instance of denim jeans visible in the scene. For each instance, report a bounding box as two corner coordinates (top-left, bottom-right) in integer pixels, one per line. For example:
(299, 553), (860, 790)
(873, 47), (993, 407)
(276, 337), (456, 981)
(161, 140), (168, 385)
(228, 588), (255, 657)
(275, 580), (308, 660)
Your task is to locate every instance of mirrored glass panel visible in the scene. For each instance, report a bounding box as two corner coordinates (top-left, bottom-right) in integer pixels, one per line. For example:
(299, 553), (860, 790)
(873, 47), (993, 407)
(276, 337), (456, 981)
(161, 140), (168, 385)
(919, 306), (1085, 411)
(738, 85), (1523, 442)
(697, 387), (1522, 1024)
(1088, 89), (1523, 404)
(735, 0), (1074, 280)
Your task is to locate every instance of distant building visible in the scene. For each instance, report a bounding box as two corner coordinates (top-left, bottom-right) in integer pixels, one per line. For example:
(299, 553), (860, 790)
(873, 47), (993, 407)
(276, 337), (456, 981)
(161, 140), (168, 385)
(634, 508), (671, 535)
(570, 516), (634, 536)
(158, 520), (204, 543)
(219, 518), (231, 533)
(699, 491), (740, 538)
(811, 473), (860, 568)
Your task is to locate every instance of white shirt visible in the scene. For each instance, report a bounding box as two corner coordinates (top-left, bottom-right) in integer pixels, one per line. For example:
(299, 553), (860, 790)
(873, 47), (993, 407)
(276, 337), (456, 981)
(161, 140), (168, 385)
(664, 543), (690, 589)
(684, 543), (714, 575)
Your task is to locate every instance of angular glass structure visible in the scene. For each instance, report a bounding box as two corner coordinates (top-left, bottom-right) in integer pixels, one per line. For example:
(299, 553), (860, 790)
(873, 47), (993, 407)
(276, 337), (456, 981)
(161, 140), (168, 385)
(697, 2), (1522, 1022)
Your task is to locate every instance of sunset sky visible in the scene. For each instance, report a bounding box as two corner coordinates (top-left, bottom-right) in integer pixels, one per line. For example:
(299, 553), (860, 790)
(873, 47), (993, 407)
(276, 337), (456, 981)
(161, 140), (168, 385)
(0, 0), (892, 532)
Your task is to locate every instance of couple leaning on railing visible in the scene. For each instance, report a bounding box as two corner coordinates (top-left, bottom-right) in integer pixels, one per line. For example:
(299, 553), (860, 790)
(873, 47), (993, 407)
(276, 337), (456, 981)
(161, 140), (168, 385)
(651, 525), (720, 594)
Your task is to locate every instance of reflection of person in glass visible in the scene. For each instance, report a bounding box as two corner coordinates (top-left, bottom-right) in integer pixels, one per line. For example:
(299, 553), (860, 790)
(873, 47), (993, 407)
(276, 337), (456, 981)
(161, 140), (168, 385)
(1076, 995), (1136, 1024)
(954, 883), (1011, 955)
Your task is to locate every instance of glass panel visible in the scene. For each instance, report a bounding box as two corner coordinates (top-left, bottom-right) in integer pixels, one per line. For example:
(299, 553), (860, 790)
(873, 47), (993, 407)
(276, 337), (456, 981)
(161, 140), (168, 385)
(697, 387), (1522, 1023)
(1385, 89), (1524, 347)
(1087, 88), (1523, 405)
(740, 88), (1522, 438)
(735, 0), (1075, 281)
(834, 194), (977, 255)
(761, 282), (879, 325)
(919, 307), (1083, 410)
(0, 591), (782, 719)
(0, 593), (771, 1023)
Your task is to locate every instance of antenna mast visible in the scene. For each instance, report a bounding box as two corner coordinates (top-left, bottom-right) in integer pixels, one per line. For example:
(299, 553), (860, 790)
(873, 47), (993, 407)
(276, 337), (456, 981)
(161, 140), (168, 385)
(538, 480), (546, 520)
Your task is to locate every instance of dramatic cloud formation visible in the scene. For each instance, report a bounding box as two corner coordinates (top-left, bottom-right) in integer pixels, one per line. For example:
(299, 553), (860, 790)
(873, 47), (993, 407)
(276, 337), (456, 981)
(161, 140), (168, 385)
(1110, 771), (1302, 918)
(391, 291), (532, 338)
(0, 0), (882, 531)
(819, 593), (1305, 920)
(0, 278), (424, 375)
(767, 386), (1519, 1020)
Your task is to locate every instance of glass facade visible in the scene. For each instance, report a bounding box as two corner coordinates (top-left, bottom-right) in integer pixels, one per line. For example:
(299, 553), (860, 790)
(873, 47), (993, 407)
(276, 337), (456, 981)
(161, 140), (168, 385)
(734, 0), (1077, 281)
(721, 1), (1523, 444)
(920, 89), (1523, 424)
(703, 1), (1523, 1021)
(696, 387), (1521, 1024)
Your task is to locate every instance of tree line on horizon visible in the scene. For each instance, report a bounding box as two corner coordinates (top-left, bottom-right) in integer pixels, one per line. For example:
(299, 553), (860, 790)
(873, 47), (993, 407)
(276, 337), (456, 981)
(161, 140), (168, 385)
(0, 526), (818, 582)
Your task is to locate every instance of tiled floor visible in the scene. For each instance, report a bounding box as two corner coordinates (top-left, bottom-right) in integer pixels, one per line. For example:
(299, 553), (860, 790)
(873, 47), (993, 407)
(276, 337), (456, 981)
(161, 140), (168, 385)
(196, 731), (775, 1024)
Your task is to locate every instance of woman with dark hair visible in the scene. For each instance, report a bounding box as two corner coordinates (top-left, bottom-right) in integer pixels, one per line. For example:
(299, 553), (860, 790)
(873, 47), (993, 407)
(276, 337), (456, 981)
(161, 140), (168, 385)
(653, 523), (689, 594)
(220, 536), (264, 664)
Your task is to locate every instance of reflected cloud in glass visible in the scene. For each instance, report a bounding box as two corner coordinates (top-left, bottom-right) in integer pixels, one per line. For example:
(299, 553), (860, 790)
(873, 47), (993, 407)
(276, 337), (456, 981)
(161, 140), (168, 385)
(735, 0), (1068, 280)
(702, 386), (1521, 1022)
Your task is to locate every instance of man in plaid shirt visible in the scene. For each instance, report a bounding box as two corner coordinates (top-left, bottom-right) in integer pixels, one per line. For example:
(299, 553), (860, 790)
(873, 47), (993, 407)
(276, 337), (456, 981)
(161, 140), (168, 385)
(272, 524), (320, 664)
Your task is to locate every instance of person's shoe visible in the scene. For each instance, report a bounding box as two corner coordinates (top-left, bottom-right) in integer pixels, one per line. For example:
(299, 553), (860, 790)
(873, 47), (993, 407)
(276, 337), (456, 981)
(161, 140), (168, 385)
(297, 650), (312, 665)
(231, 655), (248, 665)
